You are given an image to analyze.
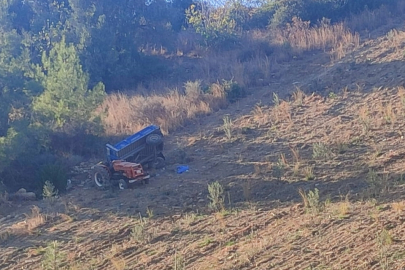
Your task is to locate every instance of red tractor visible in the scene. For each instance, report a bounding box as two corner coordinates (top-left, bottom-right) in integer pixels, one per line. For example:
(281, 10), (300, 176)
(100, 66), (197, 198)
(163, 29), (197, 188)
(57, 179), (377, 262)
(92, 160), (150, 190)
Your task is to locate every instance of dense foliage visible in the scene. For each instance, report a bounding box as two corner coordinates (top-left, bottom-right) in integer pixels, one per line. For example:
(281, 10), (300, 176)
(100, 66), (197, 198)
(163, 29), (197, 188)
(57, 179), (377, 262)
(0, 0), (402, 194)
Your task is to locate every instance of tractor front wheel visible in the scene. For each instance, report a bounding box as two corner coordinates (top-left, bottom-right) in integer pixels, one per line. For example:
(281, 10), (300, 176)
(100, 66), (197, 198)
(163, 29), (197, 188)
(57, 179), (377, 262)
(92, 166), (111, 190)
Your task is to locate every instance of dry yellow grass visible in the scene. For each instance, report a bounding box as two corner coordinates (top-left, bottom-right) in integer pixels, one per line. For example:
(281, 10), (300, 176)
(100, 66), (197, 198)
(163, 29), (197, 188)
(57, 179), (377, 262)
(391, 201), (405, 213)
(99, 81), (227, 135)
(24, 206), (47, 232)
(6, 206), (47, 236)
(272, 17), (359, 59)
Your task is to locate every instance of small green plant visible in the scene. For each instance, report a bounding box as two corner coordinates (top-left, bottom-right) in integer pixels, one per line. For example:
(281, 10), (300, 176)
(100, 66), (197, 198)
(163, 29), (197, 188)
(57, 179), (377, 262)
(303, 166), (315, 181)
(377, 228), (393, 246)
(242, 179), (252, 202)
(328, 92), (337, 99)
(131, 214), (149, 243)
(292, 88), (305, 106)
(199, 237), (213, 247)
(272, 159), (285, 180)
(377, 228), (393, 270)
(312, 142), (332, 159)
(173, 250), (185, 270)
(146, 207), (154, 219)
(366, 169), (389, 198)
(398, 87), (405, 111)
(299, 188), (321, 214)
(41, 241), (66, 270)
(43, 181), (58, 205)
(0, 188), (8, 206)
(336, 194), (351, 219)
(182, 212), (197, 226)
(222, 115), (233, 140)
(207, 181), (225, 212)
(272, 92), (280, 107)
(131, 223), (146, 243)
(336, 141), (349, 154)
(358, 107), (371, 134)
(292, 162), (300, 177)
(0, 230), (12, 244)
(225, 240), (236, 246)
(383, 102), (396, 125)
(371, 142), (383, 160)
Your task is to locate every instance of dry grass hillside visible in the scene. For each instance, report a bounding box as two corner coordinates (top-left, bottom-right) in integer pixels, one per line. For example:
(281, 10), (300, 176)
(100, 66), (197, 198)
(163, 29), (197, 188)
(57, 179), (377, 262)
(2, 9), (405, 270)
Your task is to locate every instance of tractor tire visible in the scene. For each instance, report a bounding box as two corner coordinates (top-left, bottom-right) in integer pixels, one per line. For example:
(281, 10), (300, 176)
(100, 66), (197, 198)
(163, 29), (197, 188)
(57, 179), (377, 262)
(146, 134), (163, 146)
(155, 156), (165, 169)
(92, 166), (112, 190)
(148, 156), (165, 170)
(118, 179), (128, 190)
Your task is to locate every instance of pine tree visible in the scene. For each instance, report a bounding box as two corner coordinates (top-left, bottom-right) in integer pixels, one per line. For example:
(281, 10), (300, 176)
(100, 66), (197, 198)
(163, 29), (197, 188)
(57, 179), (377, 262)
(31, 36), (105, 132)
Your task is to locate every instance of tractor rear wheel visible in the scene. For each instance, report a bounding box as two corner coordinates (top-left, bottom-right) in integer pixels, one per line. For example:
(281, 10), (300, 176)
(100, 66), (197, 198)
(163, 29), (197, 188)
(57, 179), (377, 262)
(154, 156), (165, 169)
(92, 166), (111, 190)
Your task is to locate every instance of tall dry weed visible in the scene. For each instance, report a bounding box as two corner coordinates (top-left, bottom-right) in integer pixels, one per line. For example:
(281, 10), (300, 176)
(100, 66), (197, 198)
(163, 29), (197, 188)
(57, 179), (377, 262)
(271, 100), (292, 124)
(99, 81), (227, 135)
(272, 17), (359, 60)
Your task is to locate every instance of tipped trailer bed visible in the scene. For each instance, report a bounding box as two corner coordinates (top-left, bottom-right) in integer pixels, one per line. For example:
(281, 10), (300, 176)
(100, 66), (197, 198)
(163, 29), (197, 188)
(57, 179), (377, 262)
(106, 125), (165, 167)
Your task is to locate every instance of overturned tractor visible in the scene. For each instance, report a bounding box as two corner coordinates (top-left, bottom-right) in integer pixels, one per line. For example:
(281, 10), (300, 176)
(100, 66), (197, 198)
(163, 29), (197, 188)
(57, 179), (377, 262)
(91, 125), (165, 190)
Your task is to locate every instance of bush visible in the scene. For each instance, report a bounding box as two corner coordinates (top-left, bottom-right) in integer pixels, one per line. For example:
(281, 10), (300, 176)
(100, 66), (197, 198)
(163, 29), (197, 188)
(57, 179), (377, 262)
(267, 0), (402, 28)
(206, 80), (245, 103)
(207, 181), (225, 212)
(186, 3), (240, 48)
(1, 152), (69, 196)
(49, 130), (106, 157)
(243, 5), (276, 30)
(37, 163), (68, 197)
(222, 79), (246, 103)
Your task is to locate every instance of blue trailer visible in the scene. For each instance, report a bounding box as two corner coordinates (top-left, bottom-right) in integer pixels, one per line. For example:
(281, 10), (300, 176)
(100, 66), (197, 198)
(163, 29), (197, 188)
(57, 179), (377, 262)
(106, 125), (164, 163)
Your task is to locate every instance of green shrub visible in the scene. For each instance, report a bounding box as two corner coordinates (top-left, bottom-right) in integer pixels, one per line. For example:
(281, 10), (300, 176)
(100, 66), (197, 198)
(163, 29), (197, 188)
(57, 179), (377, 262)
(207, 181), (225, 212)
(0, 152), (69, 196)
(299, 188), (322, 214)
(186, 4), (239, 48)
(243, 5), (276, 30)
(49, 130), (106, 157)
(222, 79), (246, 103)
(267, 0), (402, 28)
(41, 241), (66, 270)
(37, 163), (68, 197)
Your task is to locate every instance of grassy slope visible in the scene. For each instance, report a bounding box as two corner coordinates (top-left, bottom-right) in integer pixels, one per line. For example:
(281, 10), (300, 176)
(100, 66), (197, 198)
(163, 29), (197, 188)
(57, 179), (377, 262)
(2, 19), (405, 270)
